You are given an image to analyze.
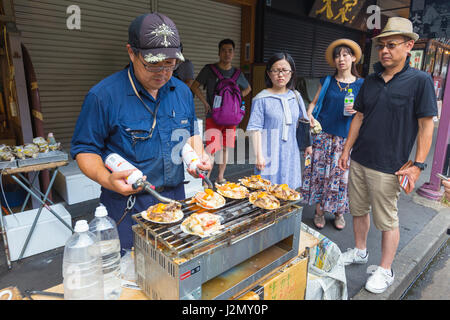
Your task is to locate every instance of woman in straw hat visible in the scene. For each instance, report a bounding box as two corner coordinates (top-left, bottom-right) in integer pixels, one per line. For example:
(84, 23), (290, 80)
(300, 39), (364, 230)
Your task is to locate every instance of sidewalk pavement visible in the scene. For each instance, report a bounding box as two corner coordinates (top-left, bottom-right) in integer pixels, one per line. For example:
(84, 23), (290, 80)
(0, 125), (448, 299)
(219, 123), (450, 300)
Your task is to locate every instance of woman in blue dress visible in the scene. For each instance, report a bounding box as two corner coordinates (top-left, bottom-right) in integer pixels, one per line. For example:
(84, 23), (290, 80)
(246, 52), (310, 190)
(300, 39), (364, 230)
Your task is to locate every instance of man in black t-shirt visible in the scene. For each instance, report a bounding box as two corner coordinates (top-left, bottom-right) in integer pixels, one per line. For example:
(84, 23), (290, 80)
(338, 17), (438, 294)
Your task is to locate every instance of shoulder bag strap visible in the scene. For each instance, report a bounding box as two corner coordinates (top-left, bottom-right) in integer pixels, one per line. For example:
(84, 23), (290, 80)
(312, 75), (331, 119)
(209, 64), (224, 80)
(231, 68), (241, 82)
(293, 90), (309, 124)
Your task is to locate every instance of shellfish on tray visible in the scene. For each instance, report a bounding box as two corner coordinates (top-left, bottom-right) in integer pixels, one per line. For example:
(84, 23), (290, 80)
(239, 175), (272, 190)
(268, 184), (301, 201)
(215, 182), (249, 199)
(248, 190), (280, 210)
(192, 189), (226, 209)
(180, 212), (223, 238)
(141, 202), (184, 224)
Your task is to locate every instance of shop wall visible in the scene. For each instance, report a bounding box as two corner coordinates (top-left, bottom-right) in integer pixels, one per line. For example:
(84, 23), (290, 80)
(14, 0), (243, 149)
(14, 0), (150, 149)
(262, 8), (363, 79)
(156, 0), (242, 121)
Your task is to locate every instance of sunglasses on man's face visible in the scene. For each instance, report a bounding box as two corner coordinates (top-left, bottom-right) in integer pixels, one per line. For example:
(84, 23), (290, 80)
(375, 40), (409, 51)
(136, 54), (177, 73)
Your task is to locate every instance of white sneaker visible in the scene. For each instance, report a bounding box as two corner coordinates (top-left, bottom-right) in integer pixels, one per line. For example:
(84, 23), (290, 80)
(342, 248), (369, 266)
(365, 266), (395, 294)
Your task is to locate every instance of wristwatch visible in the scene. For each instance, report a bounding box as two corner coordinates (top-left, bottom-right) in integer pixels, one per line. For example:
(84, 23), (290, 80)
(413, 162), (427, 171)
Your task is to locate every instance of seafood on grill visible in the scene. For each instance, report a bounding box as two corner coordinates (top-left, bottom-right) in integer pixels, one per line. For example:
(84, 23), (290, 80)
(249, 191), (280, 210)
(192, 189), (226, 209)
(215, 182), (249, 199)
(268, 184), (301, 201)
(141, 202), (183, 224)
(181, 212), (223, 238)
(239, 175), (272, 190)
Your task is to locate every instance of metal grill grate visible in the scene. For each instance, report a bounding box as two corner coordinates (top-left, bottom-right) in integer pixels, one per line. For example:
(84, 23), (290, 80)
(132, 196), (302, 258)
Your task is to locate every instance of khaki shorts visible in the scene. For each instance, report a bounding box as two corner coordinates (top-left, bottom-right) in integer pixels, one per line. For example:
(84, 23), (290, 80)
(348, 160), (401, 231)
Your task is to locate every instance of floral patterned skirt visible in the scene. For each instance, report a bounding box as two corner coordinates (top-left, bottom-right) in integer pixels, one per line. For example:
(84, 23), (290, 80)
(300, 131), (349, 215)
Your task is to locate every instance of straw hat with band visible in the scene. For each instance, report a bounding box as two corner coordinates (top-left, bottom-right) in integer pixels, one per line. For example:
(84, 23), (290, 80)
(325, 39), (362, 68)
(372, 17), (419, 42)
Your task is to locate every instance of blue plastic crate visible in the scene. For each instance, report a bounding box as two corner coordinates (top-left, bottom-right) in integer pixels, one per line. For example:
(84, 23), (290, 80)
(1, 189), (27, 208)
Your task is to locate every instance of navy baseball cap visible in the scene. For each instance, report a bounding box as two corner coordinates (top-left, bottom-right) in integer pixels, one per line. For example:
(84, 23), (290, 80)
(128, 12), (185, 63)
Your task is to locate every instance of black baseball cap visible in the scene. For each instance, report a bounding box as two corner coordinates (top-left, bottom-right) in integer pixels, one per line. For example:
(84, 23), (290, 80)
(128, 12), (185, 63)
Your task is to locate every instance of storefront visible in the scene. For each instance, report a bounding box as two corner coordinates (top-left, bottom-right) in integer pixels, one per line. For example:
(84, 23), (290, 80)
(409, 0), (450, 198)
(10, 0), (254, 149)
(247, 0), (372, 123)
(411, 39), (450, 117)
(259, 1), (369, 79)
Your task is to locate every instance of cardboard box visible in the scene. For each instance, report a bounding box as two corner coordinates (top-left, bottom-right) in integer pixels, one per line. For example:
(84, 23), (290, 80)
(237, 255), (309, 300)
(3, 203), (72, 261)
(53, 160), (101, 205)
(234, 228), (321, 300)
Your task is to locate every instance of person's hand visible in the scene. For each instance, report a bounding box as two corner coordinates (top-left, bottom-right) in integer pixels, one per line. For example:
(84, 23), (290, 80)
(256, 154), (266, 171)
(395, 165), (422, 192)
(107, 169), (146, 196)
(344, 104), (357, 115)
(442, 179), (450, 201)
(187, 153), (212, 178)
(309, 114), (316, 128)
(338, 150), (350, 171)
(204, 103), (211, 114)
(305, 146), (312, 157)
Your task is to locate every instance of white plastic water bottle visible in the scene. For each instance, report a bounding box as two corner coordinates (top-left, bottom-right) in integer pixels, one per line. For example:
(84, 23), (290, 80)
(89, 206), (122, 300)
(343, 88), (354, 116)
(63, 220), (104, 300)
(182, 143), (200, 170)
(104, 153), (143, 185)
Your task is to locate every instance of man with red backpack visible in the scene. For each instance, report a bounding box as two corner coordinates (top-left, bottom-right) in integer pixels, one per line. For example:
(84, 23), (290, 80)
(191, 39), (251, 184)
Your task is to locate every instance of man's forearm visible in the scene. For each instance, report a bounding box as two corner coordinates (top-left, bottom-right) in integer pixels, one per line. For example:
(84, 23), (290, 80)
(76, 153), (112, 190)
(415, 117), (434, 163)
(191, 81), (209, 108)
(242, 85), (252, 97)
(188, 135), (206, 158)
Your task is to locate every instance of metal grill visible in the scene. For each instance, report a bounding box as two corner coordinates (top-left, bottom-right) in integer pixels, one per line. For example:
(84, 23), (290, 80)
(132, 196), (302, 259)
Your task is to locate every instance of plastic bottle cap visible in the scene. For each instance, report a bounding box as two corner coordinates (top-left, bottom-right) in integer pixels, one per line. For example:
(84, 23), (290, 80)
(95, 206), (108, 218)
(74, 220), (89, 233)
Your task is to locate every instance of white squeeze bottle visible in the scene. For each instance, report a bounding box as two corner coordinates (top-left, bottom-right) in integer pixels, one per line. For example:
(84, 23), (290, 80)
(182, 143), (200, 171)
(104, 153), (143, 184)
(63, 220), (104, 300)
(89, 205), (122, 300)
(343, 88), (355, 116)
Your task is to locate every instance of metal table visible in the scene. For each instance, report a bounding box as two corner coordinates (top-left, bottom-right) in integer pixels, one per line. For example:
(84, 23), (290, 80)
(0, 160), (74, 268)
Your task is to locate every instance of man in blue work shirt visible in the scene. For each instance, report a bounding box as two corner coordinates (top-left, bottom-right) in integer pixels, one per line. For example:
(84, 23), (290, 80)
(71, 13), (211, 252)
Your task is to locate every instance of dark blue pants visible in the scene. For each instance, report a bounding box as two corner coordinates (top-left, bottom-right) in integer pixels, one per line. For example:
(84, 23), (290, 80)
(99, 184), (185, 253)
